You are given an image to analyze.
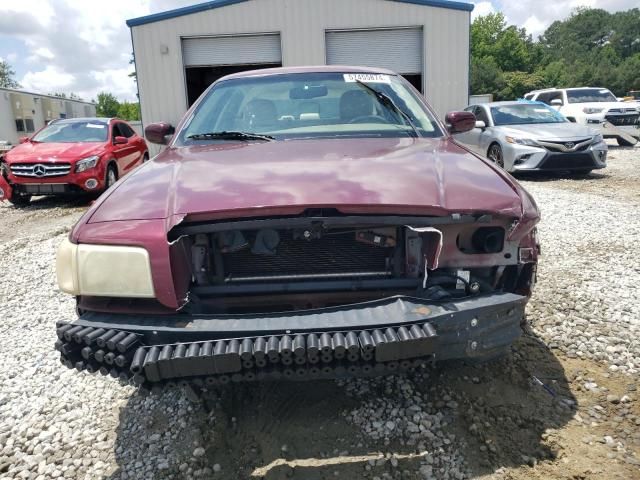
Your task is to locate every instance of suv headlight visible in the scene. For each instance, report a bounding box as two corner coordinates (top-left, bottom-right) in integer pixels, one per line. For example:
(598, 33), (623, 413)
(75, 155), (100, 173)
(57, 238), (155, 297)
(505, 136), (539, 147)
(583, 107), (604, 114)
(592, 133), (604, 144)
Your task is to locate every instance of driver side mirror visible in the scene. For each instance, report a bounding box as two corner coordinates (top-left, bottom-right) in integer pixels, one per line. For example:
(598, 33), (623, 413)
(445, 111), (476, 134)
(19, 136), (30, 144)
(145, 122), (175, 145)
(550, 99), (563, 107)
(113, 136), (128, 145)
(475, 120), (486, 129)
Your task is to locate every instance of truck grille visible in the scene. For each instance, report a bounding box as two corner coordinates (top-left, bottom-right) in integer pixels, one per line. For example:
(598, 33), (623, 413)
(223, 234), (393, 281)
(10, 163), (72, 177)
(605, 113), (639, 126)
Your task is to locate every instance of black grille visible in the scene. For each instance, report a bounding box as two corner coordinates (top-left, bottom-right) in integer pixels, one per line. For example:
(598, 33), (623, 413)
(539, 153), (596, 170)
(605, 114), (639, 126)
(223, 233), (393, 279)
(15, 183), (81, 195)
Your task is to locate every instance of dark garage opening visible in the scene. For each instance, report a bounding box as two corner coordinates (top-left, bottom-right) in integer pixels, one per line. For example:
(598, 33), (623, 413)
(185, 63), (281, 106)
(401, 74), (422, 93)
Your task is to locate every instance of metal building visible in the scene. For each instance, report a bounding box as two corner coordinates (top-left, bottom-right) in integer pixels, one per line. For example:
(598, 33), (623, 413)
(0, 88), (96, 146)
(127, 0), (473, 135)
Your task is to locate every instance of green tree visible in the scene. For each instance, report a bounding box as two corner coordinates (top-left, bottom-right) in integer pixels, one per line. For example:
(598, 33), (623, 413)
(117, 101), (140, 121)
(96, 92), (120, 117)
(470, 56), (505, 97)
(0, 60), (20, 89)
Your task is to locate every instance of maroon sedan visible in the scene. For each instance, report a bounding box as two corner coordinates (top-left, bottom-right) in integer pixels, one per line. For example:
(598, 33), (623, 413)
(0, 117), (148, 205)
(55, 66), (540, 391)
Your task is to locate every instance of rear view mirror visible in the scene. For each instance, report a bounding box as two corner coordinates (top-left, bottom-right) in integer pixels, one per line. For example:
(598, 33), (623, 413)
(475, 120), (486, 129)
(19, 136), (30, 144)
(145, 122), (175, 145)
(290, 85), (328, 99)
(114, 136), (128, 145)
(445, 111), (476, 134)
(550, 99), (563, 106)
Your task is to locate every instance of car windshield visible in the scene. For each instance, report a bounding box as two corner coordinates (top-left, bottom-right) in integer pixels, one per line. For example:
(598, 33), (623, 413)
(31, 120), (109, 143)
(566, 88), (617, 103)
(490, 103), (567, 126)
(178, 72), (442, 143)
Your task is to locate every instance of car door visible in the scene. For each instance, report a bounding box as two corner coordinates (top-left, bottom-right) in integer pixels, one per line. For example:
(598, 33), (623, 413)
(474, 106), (496, 157)
(111, 122), (140, 175)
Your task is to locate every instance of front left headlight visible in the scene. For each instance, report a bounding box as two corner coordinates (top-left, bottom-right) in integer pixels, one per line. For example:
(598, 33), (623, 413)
(505, 136), (539, 147)
(592, 133), (604, 144)
(583, 107), (604, 114)
(75, 155), (100, 173)
(57, 238), (155, 298)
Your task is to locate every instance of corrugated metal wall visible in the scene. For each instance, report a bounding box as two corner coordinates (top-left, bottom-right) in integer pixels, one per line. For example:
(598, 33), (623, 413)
(132, 0), (470, 136)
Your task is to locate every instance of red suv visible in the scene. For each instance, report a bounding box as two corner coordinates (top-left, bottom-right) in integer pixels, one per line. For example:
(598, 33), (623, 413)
(0, 117), (148, 205)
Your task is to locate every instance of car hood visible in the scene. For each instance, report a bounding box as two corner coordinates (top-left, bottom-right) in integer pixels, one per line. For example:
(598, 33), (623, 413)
(4, 142), (105, 163)
(496, 123), (598, 140)
(87, 137), (524, 225)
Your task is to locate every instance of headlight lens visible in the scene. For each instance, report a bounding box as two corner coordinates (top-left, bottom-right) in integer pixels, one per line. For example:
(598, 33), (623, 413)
(75, 155), (100, 173)
(582, 107), (604, 114)
(57, 238), (155, 297)
(505, 136), (539, 147)
(592, 133), (604, 144)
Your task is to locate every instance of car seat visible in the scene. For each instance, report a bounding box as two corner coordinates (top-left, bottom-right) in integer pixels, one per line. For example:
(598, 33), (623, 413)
(339, 90), (374, 122)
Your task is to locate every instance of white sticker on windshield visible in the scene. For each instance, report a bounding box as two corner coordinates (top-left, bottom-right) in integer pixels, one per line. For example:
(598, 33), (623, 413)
(534, 108), (550, 113)
(599, 89), (610, 94)
(343, 73), (391, 84)
(86, 123), (106, 129)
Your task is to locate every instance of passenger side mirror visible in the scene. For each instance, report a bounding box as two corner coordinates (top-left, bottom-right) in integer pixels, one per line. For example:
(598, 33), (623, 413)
(19, 136), (30, 144)
(550, 99), (563, 107)
(445, 111), (476, 134)
(475, 120), (486, 129)
(145, 122), (175, 145)
(114, 136), (128, 145)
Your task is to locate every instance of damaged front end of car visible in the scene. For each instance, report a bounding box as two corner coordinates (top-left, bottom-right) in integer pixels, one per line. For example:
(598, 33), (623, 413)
(55, 200), (540, 391)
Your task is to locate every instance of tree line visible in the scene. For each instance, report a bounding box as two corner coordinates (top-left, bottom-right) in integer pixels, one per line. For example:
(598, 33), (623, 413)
(471, 7), (640, 100)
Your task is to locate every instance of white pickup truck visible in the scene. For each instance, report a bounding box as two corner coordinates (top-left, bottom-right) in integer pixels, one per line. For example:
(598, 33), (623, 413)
(524, 87), (640, 146)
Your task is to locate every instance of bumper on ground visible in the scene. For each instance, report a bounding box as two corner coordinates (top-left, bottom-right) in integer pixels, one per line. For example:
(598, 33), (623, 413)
(55, 293), (527, 389)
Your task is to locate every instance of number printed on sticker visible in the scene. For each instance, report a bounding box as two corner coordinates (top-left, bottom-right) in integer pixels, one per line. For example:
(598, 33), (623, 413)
(343, 73), (391, 84)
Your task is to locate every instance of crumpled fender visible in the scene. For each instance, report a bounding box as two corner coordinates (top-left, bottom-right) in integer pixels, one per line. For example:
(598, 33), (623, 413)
(0, 175), (12, 201)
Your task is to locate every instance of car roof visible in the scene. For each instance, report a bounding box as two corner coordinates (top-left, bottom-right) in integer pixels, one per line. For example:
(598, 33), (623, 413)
(220, 65), (398, 81)
(474, 100), (549, 108)
(52, 117), (113, 124)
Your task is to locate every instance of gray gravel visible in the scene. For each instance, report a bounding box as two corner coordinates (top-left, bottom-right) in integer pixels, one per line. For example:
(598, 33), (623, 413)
(1, 145), (638, 479)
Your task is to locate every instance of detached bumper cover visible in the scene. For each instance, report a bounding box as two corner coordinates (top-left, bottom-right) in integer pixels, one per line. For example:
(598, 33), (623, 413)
(55, 292), (527, 388)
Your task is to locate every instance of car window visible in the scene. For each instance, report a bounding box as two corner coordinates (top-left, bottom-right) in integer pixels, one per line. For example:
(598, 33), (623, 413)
(179, 72), (443, 143)
(31, 120), (108, 143)
(535, 92), (552, 105)
(475, 107), (490, 125)
(490, 103), (567, 126)
(119, 123), (135, 138)
(566, 88), (617, 103)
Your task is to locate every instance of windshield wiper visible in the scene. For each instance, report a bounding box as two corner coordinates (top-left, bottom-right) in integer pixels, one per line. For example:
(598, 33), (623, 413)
(354, 80), (420, 137)
(187, 131), (275, 141)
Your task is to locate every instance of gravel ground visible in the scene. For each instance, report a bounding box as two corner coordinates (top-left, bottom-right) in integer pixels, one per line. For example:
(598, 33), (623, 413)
(1, 145), (639, 480)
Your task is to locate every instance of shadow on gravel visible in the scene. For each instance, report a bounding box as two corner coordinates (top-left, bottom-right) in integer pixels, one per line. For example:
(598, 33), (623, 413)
(513, 170), (609, 183)
(10, 195), (94, 210)
(107, 331), (575, 479)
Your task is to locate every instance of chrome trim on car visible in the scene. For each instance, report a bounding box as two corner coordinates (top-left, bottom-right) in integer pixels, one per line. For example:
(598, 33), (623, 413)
(536, 137), (593, 153)
(10, 163), (72, 177)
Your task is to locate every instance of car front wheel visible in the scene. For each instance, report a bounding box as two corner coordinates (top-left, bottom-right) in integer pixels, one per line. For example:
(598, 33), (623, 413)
(105, 165), (118, 190)
(487, 143), (505, 169)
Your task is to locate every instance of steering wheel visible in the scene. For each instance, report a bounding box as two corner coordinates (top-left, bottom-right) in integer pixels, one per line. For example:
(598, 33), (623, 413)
(347, 115), (388, 124)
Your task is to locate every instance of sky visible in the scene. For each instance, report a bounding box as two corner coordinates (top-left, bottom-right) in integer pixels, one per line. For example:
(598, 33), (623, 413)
(0, 0), (637, 102)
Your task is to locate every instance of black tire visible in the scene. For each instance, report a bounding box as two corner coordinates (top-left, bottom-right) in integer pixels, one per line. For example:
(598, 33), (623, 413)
(8, 193), (32, 206)
(616, 137), (638, 147)
(105, 164), (118, 191)
(487, 143), (505, 169)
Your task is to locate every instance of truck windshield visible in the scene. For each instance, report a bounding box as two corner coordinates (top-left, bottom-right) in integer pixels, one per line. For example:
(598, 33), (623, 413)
(490, 103), (567, 126)
(566, 89), (617, 103)
(31, 120), (109, 143)
(178, 72), (442, 143)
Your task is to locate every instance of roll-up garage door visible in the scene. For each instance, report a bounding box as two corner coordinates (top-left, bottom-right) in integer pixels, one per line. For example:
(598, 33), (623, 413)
(325, 28), (422, 75)
(182, 34), (282, 67)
